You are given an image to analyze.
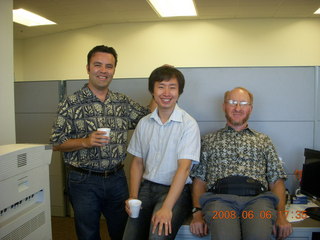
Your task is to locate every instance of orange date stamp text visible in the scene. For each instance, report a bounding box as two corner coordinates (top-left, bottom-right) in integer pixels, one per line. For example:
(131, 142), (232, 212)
(212, 210), (308, 220)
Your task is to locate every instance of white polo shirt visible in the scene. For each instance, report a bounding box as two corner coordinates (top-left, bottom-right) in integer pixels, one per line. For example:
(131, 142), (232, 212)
(127, 104), (200, 185)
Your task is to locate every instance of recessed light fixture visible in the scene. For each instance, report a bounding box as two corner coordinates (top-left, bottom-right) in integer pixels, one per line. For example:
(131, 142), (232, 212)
(314, 8), (320, 14)
(13, 8), (56, 27)
(147, 0), (197, 17)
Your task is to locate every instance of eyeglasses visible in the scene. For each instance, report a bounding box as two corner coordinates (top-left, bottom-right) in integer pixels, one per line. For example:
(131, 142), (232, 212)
(225, 99), (251, 107)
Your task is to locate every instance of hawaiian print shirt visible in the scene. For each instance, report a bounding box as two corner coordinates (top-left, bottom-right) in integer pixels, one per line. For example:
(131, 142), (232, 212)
(50, 84), (149, 171)
(190, 126), (287, 190)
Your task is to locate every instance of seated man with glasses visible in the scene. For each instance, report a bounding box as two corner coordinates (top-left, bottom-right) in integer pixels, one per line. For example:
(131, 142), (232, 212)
(189, 87), (293, 240)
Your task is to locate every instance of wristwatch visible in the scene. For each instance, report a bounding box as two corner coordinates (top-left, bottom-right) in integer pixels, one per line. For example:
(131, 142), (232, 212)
(192, 207), (202, 214)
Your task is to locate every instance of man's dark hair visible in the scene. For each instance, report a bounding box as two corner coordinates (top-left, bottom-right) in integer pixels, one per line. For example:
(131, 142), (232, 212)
(148, 66), (185, 95)
(87, 45), (118, 66)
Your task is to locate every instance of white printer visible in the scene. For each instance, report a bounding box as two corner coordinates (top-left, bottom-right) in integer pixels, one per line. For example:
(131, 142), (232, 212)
(0, 144), (52, 240)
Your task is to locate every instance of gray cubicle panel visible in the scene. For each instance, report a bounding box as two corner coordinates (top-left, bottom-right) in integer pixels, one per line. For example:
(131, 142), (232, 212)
(14, 80), (62, 143)
(14, 80), (61, 113)
(14, 80), (66, 217)
(64, 66), (319, 193)
(15, 113), (59, 143)
(178, 66), (318, 192)
(316, 123), (319, 149)
(178, 67), (315, 121)
(65, 78), (150, 106)
(64, 79), (84, 95)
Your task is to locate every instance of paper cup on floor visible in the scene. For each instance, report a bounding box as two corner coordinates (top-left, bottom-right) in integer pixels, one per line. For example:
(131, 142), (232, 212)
(97, 128), (110, 137)
(128, 199), (142, 218)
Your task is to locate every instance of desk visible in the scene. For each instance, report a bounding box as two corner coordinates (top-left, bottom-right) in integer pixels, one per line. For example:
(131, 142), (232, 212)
(289, 218), (320, 239)
(176, 211), (320, 240)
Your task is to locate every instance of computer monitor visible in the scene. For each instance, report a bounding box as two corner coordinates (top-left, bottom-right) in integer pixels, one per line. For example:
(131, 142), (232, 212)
(304, 148), (320, 165)
(300, 148), (320, 220)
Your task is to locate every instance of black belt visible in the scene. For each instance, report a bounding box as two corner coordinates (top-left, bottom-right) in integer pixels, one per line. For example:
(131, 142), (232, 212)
(67, 164), (124, 178)
(209, 176), (267, 196)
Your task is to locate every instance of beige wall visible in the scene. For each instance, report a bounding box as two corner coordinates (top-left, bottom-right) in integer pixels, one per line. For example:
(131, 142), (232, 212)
(14, 39), (24, 82)
(0, 0), (15, 145)
(15, 18), (320, 81)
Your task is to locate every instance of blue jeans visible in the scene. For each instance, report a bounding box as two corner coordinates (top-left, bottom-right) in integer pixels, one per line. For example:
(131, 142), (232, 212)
(123, 180), (192, 240)
(67, 168), (128, 240)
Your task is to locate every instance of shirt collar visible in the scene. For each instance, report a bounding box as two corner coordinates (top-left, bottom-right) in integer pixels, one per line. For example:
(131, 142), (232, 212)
(82, 84), (93, 96)
(223, 124), (255, 135)
(82, 83), (115, 102)
(150, 104), (183, 125)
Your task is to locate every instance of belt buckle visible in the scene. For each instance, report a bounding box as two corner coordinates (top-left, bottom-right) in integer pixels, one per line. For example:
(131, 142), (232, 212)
(103, 168), (115, 178)
(102, 164), (122, 178)
(104, 171), (109, 178)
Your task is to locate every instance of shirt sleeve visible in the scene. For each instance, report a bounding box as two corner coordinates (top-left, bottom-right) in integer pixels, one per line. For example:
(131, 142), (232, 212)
(190, 135), (209, 182)
(263, 135), (288, 183)
(127, 97), (150, 130)
(127, 119), (144, 158)
(177, 119), (200, 163)
(50, 100), (72, 146)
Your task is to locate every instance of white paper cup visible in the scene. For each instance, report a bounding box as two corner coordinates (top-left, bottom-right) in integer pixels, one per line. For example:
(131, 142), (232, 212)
(97, 128), (110, 137)
(128, 199), (142, 218)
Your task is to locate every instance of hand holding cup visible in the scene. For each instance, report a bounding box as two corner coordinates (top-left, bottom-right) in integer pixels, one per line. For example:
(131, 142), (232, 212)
(97, 128), (110, 145)
(128, 199), (142, 218)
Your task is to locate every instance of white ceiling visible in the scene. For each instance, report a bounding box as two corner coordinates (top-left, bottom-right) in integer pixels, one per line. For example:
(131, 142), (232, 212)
(13, 0), (320, 39)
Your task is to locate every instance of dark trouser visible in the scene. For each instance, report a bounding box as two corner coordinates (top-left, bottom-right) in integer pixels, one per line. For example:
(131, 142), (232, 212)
(67, 169), (128, 240)
(201, 192), (279, 240)
(123, 180), (192, 240)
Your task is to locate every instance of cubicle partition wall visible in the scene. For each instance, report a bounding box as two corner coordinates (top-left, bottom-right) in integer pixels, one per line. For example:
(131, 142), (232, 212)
(14, 81), (66, 217)
(65, 78), (149, 104)
(179, 67), (318, 193)
(15, 66), (320, 216)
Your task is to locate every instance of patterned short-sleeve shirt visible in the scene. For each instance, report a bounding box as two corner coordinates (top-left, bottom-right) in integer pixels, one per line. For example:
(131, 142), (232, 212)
(190, 126), (287, 190)
(50, 84), (149, 171)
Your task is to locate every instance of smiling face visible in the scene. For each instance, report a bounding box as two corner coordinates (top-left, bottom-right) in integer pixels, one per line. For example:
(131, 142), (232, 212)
(86, 52), (116, 92)
(153, 78), (179, 112)
(223, 88), (253, 131)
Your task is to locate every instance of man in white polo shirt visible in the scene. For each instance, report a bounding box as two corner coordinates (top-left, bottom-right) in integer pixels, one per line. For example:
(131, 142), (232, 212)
(122, 65), (200, 240)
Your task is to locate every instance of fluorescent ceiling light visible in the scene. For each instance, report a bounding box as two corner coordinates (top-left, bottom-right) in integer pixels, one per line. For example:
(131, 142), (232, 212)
(13, 8), (56, 27)
(147, 0), (197, 17)
(314, 8), (320, 14)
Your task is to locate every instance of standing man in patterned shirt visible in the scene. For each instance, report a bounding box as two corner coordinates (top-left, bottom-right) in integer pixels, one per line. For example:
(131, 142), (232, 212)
(190, 87), (293, 240)
(50, 45), (155, 240)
